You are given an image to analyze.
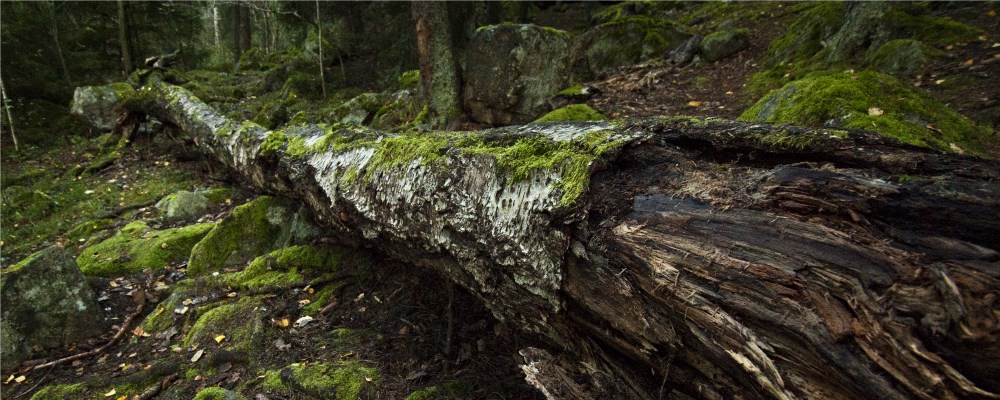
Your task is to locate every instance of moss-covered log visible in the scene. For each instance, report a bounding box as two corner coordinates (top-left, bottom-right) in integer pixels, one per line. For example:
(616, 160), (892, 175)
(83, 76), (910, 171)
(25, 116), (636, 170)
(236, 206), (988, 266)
(111, 76), (999, 399)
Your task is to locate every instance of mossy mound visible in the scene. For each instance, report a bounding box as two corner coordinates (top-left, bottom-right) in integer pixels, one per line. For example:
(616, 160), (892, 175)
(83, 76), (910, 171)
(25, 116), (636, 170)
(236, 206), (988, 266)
(28, 383), (84, 400)
(751, 3), (982, 96)
(570, 15), (691, 80)
(219, 245), (346, 291)
(183, 295), (267, 352)
(261, 361), (379, 400)
(193, 387), (247, 400)
(867, 39), (928, 76)
(397, 70), (420, 90)
(739, 71), (997, 158)
(372, 91), (427, 131)
(76, 221), (214, 277)
(187, 196), (320, 276)
(533, 104), (607, 123)
(699, 28), (750, 62)
(156, 188), (235, 222)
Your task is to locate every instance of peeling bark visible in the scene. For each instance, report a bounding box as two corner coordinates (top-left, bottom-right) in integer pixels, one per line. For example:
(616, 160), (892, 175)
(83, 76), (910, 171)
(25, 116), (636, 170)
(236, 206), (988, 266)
(115, 76), (999, 399)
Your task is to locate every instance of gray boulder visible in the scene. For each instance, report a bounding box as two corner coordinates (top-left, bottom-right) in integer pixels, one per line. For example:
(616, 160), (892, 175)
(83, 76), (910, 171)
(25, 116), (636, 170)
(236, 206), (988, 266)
(464, 24), (572, 125)
(570, 16), (691, 80)
(69, 83), (135, 131)
(1, 247), (103, 370)
(699, 29), (750, 62)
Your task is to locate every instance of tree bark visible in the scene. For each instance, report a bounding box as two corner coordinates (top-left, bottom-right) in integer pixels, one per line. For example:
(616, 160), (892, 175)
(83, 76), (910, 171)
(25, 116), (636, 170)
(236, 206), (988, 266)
(48, 1), (71, 87)
(110, 76), (1000, 400)
(0, 77), (17, 150)
(117, 0), (133, 76)
(411, 1), (462, 128)
(316, 0), (326, 98)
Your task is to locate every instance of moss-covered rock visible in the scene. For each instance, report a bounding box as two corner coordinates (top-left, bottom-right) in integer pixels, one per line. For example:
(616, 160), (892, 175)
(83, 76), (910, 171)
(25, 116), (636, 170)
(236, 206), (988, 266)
(739, 71), (997, 158)
(329, 92), (387, 126)
(372, 90), (425, 131)
(69, 82), (136, 131)
(183, 295), (267, 352)
(533, 104), (607, 123)
(187, 196), (320, 276)
(193, 387), (247, 400)
(1, 247), (102, 370)
(464, 24), (572, 125)
(155, 188), (234, 222)
(76, 221), (214, 276)
(261, 361), (379, 400)
(699, 28), (749, 62)
(219, 245), (344, 291)
(28, 383), (85, 400)
(570, 15), (691, 80)
(868, 39), (928, 76)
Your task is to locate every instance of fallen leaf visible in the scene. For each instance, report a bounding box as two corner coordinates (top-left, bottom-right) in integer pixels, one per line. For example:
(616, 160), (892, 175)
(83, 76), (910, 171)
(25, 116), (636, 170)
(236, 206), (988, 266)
(989, 9), (997, 17)
(964, 59), (974, 66)
(160, 242), (169, 249)
(935, 79), (946, 85)
(5, 375), (14, 384)
(294, 316), (314, 328)
(14, 375), (26, 383)
(104, 388), (117, 397)
(191, 349), (204, 362)
(175, 306), (189, 315)
(306, 287), (315, 294)
(274, 338), (291, 351)
(84, 190), (95, 195)
(163, 161), (171, 166)
(274, 318), (290, 328)
(132, 326), (150, 337)
(354, 293), (365, 302)
(399, 325), (411, 335)
(215, 335), (226, 343)
(687, 101), (702, 107)
(298, 299), (311, 306)
(116, 396), (127, 400)
(867, 107), (884, 116)
(228, 292), (237, 298)
(365, 376), (373, 382)
(109, 281), (119, 288)
(725, 91), (734, 96)
(182, 298), (194, 306)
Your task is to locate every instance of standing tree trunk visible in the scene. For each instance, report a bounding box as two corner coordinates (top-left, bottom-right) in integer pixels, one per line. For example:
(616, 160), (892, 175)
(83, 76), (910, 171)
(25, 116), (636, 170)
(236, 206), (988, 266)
(97, 77), (1000, 400)
(411, 1), (462, 128)
(48, 1), (71, 86)
(212, 1), (221, 51)
(316, 1), (326, 98)
(117, 0), (133, 76)
(231, 1), (252, 65)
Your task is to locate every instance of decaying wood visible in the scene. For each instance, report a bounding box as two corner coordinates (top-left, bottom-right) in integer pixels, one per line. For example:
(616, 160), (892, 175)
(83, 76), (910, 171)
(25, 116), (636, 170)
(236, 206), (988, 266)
(109, 75), (999, 399)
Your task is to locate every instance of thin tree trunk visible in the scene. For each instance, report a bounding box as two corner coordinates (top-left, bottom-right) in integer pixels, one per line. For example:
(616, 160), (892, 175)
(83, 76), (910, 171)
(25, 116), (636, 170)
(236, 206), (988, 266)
(94, 77), (1000, 400)
(316, 0), (326, 98)
(49, 1), (71, 86)
(117, 0), (133, 76)
(411, 1), (462, 128)
(0, 77), (18, 151)
(212, 2), (220, 50)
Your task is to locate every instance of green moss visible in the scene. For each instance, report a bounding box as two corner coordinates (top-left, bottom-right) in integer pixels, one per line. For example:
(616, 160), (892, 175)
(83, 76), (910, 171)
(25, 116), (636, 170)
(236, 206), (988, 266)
(29, 383), (84, 400)
(261, 362), (378, 400)
(885, 8), (982, 47)
(302, 282), (343, 314)
(184, 295), (265, 350)
(534, 104), (607, 123)
(65, 218), (114, 243)
(405, 381), (473, 400)
(867, 39), (928, 75)
(557, 84), (584, 96)
(187, 196), (318, 276)
(219, 245), (345, 291)
(75, 222), (214, 277)
(766, 3), (845, 66)
(739, 70), (996, 157)
(193, 387), (248, 400)
(398, 70), (420, 89)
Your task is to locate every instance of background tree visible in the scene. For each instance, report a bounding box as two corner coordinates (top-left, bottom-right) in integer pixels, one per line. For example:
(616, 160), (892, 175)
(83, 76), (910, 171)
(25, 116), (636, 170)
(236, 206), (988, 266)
(411, 1), (462, 128)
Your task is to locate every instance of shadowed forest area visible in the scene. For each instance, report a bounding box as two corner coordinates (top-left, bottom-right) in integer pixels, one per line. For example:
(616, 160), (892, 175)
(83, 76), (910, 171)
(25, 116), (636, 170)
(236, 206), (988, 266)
(1, 2), (999, 399)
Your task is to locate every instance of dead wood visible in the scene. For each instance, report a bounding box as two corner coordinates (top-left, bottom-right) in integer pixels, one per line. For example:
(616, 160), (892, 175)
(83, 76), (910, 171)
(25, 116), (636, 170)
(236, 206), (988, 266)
(107, 75), (1000, 399)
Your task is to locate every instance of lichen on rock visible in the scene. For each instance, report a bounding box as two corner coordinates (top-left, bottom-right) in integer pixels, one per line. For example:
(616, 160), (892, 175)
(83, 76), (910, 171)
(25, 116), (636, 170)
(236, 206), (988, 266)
(1, 247), (102, 370)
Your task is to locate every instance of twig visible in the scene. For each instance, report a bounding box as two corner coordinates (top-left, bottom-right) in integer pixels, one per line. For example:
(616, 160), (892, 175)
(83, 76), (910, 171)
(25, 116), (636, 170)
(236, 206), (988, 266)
(136, 373), (178, 400)
(25, 302), (144, 372)
(0, 76), (17, 151)
(444, 282), (454, 356)
(11, 366), (53, 400)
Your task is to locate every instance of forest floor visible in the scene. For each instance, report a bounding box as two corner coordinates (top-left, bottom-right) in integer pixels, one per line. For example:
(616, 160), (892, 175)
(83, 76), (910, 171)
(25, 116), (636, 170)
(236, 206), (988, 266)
(2, 2), (999, 400)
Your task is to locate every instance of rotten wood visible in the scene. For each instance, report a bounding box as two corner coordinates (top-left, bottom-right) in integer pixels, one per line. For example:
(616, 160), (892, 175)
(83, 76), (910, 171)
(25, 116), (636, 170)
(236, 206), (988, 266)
(108, 76), (999, 399)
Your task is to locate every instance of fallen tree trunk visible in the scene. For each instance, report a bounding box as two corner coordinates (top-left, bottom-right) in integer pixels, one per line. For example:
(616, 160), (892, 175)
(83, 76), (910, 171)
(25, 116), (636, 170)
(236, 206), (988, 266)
(103, 74), (999, 399)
